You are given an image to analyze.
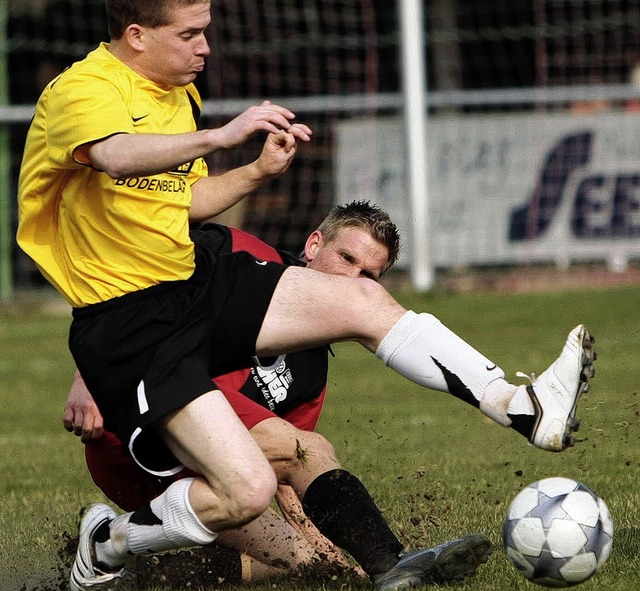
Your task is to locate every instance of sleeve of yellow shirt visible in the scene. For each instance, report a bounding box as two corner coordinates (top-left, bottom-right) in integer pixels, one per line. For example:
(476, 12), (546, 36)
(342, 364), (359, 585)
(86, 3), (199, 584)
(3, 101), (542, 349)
(45, 71), (133, 169)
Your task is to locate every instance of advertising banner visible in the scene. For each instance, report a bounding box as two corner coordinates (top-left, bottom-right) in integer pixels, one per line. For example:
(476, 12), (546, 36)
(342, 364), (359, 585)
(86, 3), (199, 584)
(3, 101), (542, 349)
(335, 112), (640, 270)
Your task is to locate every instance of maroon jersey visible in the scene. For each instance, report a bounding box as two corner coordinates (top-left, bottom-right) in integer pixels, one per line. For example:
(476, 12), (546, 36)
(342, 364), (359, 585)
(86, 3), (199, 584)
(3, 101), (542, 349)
(199, 223), (329, 430)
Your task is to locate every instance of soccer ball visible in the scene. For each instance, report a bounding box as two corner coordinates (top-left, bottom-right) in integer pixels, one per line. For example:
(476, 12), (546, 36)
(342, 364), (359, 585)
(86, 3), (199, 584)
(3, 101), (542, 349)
(503, 477), (613, 587)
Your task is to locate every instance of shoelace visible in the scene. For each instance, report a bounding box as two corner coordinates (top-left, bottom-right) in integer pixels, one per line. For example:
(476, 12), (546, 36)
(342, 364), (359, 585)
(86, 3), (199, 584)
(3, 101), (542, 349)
(516, 370), (537, 384)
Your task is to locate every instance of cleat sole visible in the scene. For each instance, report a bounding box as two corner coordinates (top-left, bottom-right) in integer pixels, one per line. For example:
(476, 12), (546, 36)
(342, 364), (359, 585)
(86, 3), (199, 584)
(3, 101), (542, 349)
(426, 534), (493, 585)
(561, 325), (596, 450)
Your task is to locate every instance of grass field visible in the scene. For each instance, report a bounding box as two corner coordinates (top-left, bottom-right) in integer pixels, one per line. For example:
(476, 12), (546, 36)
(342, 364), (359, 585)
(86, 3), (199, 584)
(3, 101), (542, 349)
(1, 284), (638, 591)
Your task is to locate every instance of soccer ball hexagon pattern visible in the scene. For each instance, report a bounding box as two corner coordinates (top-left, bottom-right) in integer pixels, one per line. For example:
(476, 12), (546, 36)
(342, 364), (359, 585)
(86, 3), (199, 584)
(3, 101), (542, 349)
(503, 477), (613, 587)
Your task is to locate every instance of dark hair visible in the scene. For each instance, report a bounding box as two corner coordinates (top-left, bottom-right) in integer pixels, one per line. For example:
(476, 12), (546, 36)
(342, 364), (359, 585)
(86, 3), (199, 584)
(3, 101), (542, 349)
(106, 0), (209, 39)
(317, 200), (401, 275)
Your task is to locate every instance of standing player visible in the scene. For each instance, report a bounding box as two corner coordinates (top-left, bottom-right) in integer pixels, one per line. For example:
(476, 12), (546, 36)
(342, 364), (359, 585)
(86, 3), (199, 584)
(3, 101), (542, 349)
(65, 201), (493, 589)
(17, 2), (596, 590)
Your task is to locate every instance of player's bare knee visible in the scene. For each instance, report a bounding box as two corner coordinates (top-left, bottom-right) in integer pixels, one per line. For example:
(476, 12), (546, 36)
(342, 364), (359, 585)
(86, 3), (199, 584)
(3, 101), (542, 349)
(227, 468), (278, 525)
(308, 432), (336, 461)
(350, 278), (403, 321)
(290, 431), (338, 469)
(344, 277), (405, 348)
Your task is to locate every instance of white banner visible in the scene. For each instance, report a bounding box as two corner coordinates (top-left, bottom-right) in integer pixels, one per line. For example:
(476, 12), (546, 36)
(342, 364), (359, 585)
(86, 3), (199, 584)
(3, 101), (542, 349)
(335, 112), (640, 270)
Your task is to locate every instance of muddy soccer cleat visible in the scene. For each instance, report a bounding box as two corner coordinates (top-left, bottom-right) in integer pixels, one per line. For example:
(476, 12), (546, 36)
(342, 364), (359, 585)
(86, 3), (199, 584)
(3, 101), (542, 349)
(516, 324), (596, 452)
(70, 503), (124, 591)
(372, 533), (493, 591)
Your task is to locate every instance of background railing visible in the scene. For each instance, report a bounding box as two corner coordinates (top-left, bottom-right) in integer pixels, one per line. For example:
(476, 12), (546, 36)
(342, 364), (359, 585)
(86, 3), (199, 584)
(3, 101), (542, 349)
(2, 0), (640, 300)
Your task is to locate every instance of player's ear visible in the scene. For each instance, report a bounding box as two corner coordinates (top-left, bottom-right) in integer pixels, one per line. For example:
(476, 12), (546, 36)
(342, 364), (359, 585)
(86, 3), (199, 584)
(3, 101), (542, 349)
(125, 24), (146, 51)
(303, 230), (323, 262)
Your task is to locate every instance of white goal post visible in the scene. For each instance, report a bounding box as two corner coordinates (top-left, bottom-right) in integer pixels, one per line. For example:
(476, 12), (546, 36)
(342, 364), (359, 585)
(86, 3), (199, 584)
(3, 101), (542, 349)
(399, 0), (434, 291)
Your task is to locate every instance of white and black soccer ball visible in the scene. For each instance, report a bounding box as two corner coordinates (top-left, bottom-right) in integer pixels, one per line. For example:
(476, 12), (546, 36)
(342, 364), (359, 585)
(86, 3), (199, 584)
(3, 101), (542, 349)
(503, 477), (613, 587)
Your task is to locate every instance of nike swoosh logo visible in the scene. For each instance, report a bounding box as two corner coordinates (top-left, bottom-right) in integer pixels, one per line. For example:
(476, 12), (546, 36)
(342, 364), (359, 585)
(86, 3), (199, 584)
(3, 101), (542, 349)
(486, 364), (497, 371)
(255, 260), (268, 266)
(432, 357), (479, 408)
(132, 115), (149, 122)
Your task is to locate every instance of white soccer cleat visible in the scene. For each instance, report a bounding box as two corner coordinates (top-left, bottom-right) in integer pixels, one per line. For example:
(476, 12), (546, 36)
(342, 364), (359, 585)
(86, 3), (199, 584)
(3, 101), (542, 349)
(70, 503), (124, 591)
(519, 324), (596, 452)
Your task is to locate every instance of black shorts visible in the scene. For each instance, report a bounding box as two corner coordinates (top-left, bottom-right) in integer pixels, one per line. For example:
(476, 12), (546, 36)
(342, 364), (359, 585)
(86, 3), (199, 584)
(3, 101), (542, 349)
(69, 236), (286, 475)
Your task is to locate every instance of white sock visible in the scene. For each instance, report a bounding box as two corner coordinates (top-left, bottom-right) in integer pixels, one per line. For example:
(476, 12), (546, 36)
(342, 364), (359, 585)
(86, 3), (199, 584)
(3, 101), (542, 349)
(507, 384), (536, 417)
(375, 311), (539, 427)
(376, 311), (505, 402)
(95, 478), (217, 567)
(479, 379), (533, 426)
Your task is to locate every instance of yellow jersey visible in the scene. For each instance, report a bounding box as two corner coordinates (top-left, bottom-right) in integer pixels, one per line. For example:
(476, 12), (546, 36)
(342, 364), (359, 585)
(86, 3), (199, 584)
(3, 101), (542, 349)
(17, 43), (208, 307)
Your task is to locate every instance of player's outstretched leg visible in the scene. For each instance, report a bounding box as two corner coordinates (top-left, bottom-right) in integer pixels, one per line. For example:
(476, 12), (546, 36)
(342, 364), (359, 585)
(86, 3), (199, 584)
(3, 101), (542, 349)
(509, 324), (596, 451)
(70, 504), (124, 591)
(375, 314), (597, 451)
(372, 533), (493, 591)
(301, 470), (492, 590)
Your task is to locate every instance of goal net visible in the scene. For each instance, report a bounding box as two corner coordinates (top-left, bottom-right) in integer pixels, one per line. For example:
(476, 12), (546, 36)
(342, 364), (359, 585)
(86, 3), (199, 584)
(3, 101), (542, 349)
(4, 0), (640, 293)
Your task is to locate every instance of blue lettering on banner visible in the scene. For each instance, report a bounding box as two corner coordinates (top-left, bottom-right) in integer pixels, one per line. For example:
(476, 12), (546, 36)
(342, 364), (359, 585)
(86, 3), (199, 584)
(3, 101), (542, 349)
(573, 174), (640, 237)
(509, 132), (640, 241)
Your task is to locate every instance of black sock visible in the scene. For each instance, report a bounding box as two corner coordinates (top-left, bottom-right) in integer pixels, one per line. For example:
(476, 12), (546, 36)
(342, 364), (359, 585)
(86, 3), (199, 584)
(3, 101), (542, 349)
(302, 469), (403, 576)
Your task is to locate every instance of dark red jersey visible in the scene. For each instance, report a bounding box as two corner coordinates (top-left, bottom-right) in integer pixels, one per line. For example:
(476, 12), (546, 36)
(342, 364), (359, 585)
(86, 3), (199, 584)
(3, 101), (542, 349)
(198, 223), (329, 431)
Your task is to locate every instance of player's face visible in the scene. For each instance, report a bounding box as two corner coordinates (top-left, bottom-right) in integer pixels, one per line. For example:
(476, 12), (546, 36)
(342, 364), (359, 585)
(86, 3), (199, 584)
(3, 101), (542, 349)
(304, 227), (389, 280)
(137, 2), (211, 88)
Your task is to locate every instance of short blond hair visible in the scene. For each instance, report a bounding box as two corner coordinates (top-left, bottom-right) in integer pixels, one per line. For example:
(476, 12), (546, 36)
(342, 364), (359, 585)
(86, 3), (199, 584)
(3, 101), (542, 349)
(317, 201), (401, 275)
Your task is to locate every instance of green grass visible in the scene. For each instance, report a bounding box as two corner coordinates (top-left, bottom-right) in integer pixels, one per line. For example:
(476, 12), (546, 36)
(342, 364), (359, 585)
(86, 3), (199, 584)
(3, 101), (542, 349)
(1, 284), (638, 590)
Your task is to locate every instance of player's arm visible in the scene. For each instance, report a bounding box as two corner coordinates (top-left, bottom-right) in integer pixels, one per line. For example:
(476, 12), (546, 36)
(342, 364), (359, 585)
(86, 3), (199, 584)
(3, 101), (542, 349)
(82, 101), (311, 180)
(62, 370), (104, 442)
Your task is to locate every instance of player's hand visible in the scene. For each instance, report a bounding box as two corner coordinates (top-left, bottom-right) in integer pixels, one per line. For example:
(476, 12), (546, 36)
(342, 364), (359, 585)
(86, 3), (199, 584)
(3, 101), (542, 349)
(253, 127), (305, 180)
(213, 100), (312, 150)
(62, 371), (104, 442)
